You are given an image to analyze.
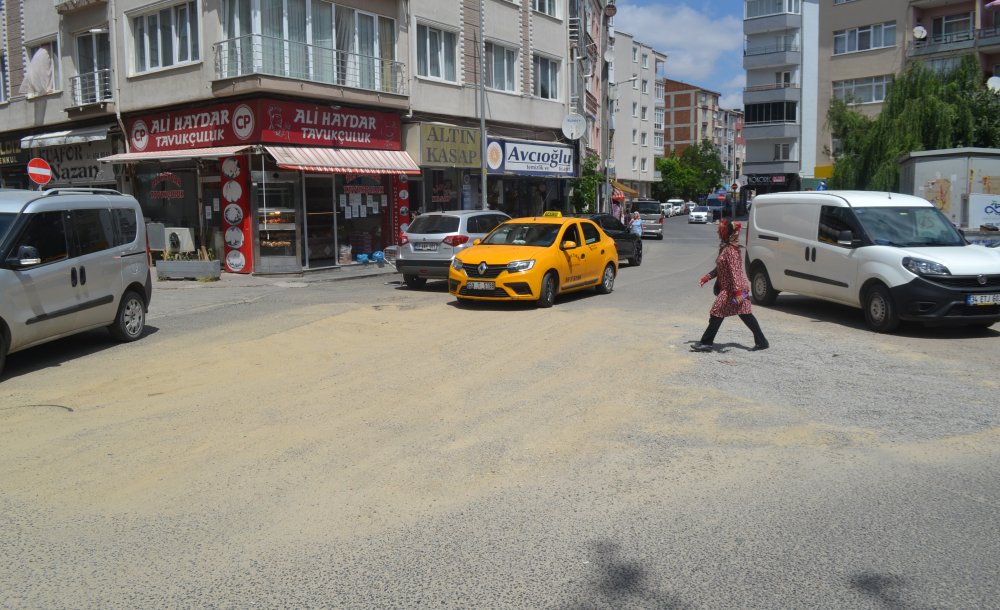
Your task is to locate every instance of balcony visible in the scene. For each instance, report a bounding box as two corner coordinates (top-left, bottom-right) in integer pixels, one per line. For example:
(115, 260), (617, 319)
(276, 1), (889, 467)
(69, 69), (113, 107)
(214, 35), (407, 98)
(743, 82), (800, 105)
(743, 159), (799, 175)
(54, 0), (105, 14)
(744, 13), (800, 36)
(743, 44), (801, 70)
(743, 121), (798, 139)
(907, 30), (975, 58)
(977, 26), (1000, 53)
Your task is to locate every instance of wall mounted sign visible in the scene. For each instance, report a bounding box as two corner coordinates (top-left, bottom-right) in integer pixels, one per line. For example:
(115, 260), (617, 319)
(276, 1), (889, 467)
(419, 124), (480, 168)
(220, 155), (253, 274)
(485, 138), (574, 177)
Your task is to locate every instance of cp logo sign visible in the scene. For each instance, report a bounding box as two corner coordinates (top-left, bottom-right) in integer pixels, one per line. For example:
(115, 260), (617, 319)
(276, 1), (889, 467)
(232, 105), (255, 140)
(130, 120), (149, 151)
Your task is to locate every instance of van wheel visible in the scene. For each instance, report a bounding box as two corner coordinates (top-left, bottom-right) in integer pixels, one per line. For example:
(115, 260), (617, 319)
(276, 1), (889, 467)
(403, 274), (427, 289)
(538, 272), (557, 308)
(863, 283), (900, 333)
(596, 264), (616, 294)
(750, 265), (778, 305)
(108, 290), (146, 342)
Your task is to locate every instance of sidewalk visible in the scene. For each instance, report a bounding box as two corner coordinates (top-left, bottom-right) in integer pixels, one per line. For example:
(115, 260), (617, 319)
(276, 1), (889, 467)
(151, 261), (401, 289)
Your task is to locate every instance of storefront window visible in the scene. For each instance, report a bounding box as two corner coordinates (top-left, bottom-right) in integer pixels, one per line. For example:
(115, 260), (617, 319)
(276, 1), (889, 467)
(134, 165), (202, 253)
(336, 174), (388, 262)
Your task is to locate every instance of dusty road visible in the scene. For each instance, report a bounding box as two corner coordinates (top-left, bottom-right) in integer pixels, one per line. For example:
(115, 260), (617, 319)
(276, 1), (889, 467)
(2, 218), (999, 608)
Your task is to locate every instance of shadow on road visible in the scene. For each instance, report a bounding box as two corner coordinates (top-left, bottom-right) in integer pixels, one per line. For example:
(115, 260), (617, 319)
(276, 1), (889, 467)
(558, 540), (689, 610)
(1, 326), (161, 382)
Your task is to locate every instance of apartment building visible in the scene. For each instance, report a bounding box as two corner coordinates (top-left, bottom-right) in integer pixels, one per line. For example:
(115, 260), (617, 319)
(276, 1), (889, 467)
(745, 0), (1000, 195)
(718, 108), (745, 187)
(609, 31), (665, 199)
(660, 78), (720, 154)
(0, 0), (587, 274)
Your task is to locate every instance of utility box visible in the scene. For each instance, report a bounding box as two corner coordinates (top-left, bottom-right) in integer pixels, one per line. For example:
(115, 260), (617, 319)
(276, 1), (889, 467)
(899, 147), (1000, 228)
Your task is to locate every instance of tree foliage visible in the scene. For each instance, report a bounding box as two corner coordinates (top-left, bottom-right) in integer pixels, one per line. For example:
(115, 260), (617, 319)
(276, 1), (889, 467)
(571, 153), (601, 212)
(828, 54), (1000, 191)
(653, 139), (726, 200)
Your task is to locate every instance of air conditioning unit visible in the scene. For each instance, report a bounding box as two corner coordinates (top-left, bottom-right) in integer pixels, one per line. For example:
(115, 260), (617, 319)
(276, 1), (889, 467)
(164, 227), (196, 253)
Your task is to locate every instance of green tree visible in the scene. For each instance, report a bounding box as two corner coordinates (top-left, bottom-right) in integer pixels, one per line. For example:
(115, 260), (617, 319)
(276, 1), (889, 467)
(828, 54), (1000, 191)
(653, 139), (725, 200)
(571, 153), (601, 213)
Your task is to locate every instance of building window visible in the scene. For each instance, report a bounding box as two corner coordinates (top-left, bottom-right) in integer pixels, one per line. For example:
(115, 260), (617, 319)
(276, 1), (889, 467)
(654, 107), (664, 129)
(74, 31), (112, 105)
(533, 55), (559, 99)
(641, 53), (648, 68)
(131, 0), (199, 73)
(833, 75), (892, 104)
(654, 132), (663, 148)
(632, 156), (637, 171)
(641, 106), (648, 120)
(745, 0), (800, 19)
(631, 129), (638, 144)
(640, 158), (648, 172)
(486, 42), (518, 92)
(632, 46), (638, 62)
(745, 101), (797, 124)
(932, 13), (974, 43)
(833, 22), (896, 55)
(23, 40), (61, 94)
(632, 102), (638, 117)
(641, 79), (648, 94)
(531, 0), (558, 18)
(0, 53), (8, 103)
(655, 81), (664, 100)
(773, 143), (792, 160)
(641, 132), (648, 146)
(417, 24), (457, 82)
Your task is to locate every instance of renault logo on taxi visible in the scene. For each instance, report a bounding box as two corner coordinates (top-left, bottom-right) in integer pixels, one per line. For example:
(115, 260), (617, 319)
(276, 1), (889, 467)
(478, 262), (488, 276)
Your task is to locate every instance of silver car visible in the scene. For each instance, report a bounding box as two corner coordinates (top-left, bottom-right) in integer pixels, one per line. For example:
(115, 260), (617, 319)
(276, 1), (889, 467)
(688, 206), (710, 224)
(396, 210), (510, 288)
(0, 188), (152, 376)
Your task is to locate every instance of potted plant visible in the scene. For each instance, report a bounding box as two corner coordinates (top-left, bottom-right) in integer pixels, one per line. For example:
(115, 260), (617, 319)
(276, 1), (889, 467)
(155, 247), (222, 281)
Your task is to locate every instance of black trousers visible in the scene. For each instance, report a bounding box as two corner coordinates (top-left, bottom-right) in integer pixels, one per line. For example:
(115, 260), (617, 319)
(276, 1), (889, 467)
(700, 314), (767, 346)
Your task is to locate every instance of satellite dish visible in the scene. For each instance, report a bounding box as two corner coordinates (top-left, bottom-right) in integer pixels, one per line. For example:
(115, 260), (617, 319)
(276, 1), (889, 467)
(988, 76), (1000, 93)
(561, 114), (587, 140)
(913, 25), (927, 40)
(603, 48), (615, 63)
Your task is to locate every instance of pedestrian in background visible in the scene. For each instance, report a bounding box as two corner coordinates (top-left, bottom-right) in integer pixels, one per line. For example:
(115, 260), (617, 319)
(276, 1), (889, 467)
(628, 211), (643, 238)
(691, 219), (769, 352)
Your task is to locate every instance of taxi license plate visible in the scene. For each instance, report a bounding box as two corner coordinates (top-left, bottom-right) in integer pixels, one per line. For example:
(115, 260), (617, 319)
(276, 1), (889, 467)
(414, 242), (437, 251)
(468, 281), (494, 291)
(967, 293), (1000, 306)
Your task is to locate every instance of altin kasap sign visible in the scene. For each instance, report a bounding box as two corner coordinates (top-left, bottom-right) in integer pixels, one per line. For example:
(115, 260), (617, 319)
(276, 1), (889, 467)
(485, 138), (574, 177)
(127, 99), (402, 153)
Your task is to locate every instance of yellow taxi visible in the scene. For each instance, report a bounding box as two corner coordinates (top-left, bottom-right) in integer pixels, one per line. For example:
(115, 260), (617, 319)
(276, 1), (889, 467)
(448, 213), (619, 307)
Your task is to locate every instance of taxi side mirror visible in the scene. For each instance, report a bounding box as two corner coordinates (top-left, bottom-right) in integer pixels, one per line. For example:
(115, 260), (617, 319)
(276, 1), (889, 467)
(561, 240), (578, 250)
(473, 238), (481, 245)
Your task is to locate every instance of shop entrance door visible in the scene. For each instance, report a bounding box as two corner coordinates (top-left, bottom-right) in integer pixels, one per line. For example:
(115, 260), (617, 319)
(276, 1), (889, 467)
(252, 177), (300, 273)
(303, 175), (338, 269)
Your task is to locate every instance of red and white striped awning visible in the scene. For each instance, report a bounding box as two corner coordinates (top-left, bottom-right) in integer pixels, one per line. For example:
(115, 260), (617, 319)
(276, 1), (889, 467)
(99, 145), (254, 163)
(611, 188), (625, 202)
(264, 146), (421, 174)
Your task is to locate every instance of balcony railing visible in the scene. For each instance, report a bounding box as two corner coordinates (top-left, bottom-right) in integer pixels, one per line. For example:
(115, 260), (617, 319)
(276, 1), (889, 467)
(214, 34), (407, 96)
(744, 83), (799, 92)
(744, 44), (800, 57)
(70, 69), (113, 107)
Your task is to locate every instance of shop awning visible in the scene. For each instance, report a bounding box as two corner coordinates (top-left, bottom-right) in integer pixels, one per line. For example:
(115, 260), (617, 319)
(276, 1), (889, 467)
(611, 188), (626, 202)
(612, 180), (639, 197)
(99, 145), (254, 163)
(264, 145), (421, 174)
(21, 124), (111, 148)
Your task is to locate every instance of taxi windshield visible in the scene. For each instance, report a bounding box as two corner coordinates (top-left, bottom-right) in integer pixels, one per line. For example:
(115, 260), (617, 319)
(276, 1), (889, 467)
(483, 222), (561, 247)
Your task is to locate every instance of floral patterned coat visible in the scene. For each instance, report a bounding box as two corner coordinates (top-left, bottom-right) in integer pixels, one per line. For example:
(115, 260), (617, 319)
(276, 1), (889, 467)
(706, 243), (752, 317)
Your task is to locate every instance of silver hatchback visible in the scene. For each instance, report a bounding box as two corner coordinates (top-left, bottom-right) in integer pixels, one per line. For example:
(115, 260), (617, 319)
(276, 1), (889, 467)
(396, 210), (510, 288)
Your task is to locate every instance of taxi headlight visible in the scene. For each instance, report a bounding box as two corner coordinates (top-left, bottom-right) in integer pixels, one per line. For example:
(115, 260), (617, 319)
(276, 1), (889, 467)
(507, 260), (535, 273)
(902, 257), (950, 276)
(451, 258), (464, 271)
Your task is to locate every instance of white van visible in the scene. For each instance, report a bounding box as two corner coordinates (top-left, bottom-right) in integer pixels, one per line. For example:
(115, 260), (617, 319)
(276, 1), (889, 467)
(0, 188), (152, 375)
(746, 190), (1000, 332)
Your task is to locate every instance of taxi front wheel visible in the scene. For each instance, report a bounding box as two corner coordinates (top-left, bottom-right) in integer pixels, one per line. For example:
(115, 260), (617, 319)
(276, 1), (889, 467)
(537, 272), (557, 308)
(596, 264), (616, 294)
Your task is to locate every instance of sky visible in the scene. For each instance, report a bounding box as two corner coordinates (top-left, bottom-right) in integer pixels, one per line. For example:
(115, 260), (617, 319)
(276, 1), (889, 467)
(614, 0), (746, 109)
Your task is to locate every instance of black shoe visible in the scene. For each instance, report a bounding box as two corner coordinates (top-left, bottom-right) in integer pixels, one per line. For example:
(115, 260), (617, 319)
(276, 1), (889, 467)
(691, 343), (714, 352)
(751, 341), (770, 351)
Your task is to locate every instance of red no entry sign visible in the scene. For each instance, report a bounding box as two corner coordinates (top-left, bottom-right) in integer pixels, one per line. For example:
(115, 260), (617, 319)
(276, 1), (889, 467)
(717, 193), (726, 201)
(27, 157), (52, 186)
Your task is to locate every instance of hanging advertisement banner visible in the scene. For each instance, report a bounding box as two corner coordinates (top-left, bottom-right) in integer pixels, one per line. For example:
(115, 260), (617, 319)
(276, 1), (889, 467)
(220, 155), (254, 274)
(127, 99), (402, 153)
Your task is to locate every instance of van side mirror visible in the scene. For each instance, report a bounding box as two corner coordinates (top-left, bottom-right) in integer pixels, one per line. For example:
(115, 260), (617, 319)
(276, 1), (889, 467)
(836, 230), (855, 247)
(7, 245), (42, 268)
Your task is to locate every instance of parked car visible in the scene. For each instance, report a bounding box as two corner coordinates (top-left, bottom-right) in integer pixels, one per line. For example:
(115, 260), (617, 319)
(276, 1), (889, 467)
(666, 198), (685, 217)
(688, 206), (710, 224)
(584, 213), (642, 266)
(448, 216), (618, 307)
(396, 210), (510, 288)
(631, 199), (665, 239)
(0, 188), (152, 376)
(747, 190), (1000, 332)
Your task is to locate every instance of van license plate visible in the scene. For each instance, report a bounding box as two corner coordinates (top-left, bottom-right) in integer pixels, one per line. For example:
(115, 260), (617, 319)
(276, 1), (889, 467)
(967, 293), (1000, 306)
(468, 281), (494, 291)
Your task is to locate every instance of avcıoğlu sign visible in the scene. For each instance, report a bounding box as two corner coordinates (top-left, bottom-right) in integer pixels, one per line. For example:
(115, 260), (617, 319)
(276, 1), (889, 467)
(485, 138), (574, 177)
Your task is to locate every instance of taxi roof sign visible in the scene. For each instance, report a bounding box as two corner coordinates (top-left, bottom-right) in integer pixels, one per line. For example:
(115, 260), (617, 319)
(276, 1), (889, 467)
(542, 210), (562, 217)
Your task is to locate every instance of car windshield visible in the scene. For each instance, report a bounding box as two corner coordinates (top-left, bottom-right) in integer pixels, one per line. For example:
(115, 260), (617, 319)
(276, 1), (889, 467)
(693, 206), (709, 212)
(407, 215), (460, 234)
(482, 222), (561, 247)
(636, 202), (661, 214)
(0, 213), (15, 241)
(853, 206), (964, 247)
